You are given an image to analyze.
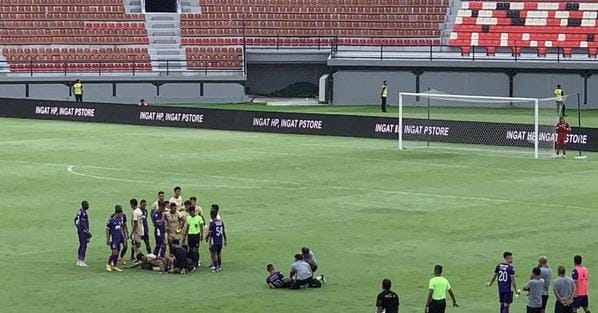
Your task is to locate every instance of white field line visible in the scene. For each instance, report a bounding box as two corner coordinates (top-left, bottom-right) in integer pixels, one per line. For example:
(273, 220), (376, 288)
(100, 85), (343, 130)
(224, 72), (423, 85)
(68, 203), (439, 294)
(2, 159), (594, 211)
(66, 165), (305, 190)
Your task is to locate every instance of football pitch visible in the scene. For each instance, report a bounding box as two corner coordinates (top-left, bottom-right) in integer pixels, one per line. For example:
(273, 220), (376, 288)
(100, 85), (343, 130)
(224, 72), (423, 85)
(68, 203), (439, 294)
(1, 116), (598, 313)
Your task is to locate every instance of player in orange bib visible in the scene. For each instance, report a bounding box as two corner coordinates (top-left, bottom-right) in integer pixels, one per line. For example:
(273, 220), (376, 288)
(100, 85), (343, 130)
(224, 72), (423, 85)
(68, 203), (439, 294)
(572, 255), (590, 313)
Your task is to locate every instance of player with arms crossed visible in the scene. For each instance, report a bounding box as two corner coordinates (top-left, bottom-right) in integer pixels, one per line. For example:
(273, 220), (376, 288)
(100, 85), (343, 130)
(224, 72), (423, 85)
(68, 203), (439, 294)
(205, 209), (227, 272)
(555, 116), (572, 158)
(488, 252), (521, 313)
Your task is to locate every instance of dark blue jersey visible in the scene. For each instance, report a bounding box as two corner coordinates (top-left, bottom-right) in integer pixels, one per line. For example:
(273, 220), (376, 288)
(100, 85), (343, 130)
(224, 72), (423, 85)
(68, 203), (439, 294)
(140, 207), (149, 236)
(152, 210), (165, 236)
(209, 220), (225, 246)
(74, 208), (89, 233)
(495, 263), (515, 293)
(106, 216), (124, 243)
(266, 271), (286, 288)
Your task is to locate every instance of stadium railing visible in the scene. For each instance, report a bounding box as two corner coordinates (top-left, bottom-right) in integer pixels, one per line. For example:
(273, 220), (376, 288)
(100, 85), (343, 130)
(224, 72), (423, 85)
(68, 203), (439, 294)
(0, 58), (245, 77)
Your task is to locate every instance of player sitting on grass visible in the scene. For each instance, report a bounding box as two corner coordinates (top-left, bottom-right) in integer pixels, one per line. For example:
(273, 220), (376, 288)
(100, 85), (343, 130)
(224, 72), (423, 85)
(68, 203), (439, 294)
(169, 239), (193, 274)
(488, 251), (520, 313)
(205, 208), (227, 272)
(266, 264), (293, 289)
(555, 116), (571, 158)
(106, 205), (125, 272)
(289, 254), (325, 289)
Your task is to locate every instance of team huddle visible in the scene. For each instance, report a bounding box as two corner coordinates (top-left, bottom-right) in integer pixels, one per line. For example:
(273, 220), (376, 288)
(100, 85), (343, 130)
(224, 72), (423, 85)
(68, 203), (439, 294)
(74, 186), (227, 274)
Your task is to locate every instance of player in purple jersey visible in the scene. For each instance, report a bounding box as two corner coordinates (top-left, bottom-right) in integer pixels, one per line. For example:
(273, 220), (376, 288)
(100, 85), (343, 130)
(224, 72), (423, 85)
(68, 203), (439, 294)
(152, 201), (167, 257)
(139, 200), (152, 255)
(205, 209), (227, 272)
(105, 205), (125, 272)
(266, 264), (292, 288)
(488, 251), (521, 313)
(110, 211), (130, 265)
(74, 200), (91, 267)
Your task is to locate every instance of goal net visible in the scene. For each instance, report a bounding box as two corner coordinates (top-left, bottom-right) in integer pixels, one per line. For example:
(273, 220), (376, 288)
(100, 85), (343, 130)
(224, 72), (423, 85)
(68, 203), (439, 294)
(398, 90), (566, 159)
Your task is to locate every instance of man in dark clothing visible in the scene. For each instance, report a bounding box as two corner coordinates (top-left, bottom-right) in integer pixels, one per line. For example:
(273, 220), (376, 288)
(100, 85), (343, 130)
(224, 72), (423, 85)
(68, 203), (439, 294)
(376, 278), (399, 313)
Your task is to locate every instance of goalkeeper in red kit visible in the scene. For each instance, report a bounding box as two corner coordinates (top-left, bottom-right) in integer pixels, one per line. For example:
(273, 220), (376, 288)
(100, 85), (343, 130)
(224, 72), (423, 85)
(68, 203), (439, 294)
(555, 116), (571, 158)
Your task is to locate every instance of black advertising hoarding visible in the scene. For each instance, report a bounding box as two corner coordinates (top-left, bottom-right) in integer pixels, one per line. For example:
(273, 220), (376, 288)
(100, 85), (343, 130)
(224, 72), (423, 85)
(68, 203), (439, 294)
(0, 98), (596, 152)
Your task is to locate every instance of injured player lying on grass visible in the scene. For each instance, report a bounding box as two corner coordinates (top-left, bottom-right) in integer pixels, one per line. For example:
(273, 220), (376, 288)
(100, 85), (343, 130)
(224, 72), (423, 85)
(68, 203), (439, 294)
(129, 253), (172, 272)
(128, 240), (194, 274)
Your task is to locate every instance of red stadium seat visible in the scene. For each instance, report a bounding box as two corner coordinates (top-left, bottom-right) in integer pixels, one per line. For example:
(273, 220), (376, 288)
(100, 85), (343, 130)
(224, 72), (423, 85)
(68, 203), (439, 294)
(449, 0), (598, 57)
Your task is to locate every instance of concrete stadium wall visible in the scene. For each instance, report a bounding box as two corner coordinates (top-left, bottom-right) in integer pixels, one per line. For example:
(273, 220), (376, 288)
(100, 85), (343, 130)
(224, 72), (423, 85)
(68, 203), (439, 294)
(332, 70), (417, 105)
(332, 70), (597, 108)
(246, 64), (328, 95)
(0, 82), (247, 104)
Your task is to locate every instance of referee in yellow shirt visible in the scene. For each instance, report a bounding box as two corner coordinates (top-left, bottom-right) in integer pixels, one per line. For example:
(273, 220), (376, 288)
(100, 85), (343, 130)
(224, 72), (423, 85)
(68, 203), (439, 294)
(426, 265), (459, 313)
(72, 79), (83, 102)
(184, 206), (204, 269)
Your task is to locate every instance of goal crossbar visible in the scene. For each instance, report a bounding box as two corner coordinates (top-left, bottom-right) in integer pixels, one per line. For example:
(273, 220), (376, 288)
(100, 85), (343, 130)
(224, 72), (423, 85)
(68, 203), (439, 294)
(398, 92), (542, 159)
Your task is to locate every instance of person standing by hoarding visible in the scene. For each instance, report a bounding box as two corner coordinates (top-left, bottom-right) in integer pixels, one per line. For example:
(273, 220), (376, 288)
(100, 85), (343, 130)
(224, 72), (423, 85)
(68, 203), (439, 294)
(380, 81), (388, 113)
(72, 79), (83, 102)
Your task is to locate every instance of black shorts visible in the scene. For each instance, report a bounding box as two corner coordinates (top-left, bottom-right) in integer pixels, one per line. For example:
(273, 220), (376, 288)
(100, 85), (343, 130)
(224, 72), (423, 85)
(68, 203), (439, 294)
(573, 295), (589, 308)
(428, 300), (446, 313)
(555, 302), (574, 313)
(174, 258), (192, 270)
(542, 295), (549, 309)
(527, 306), (541, 313)
(289, 277), (321, 289)
(499, 291), (513, 304)
(210, 244), (222, 253)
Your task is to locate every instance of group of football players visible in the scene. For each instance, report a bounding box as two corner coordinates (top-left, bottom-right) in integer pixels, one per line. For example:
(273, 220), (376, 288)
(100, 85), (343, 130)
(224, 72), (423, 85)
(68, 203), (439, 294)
(74, 186), (227, 274)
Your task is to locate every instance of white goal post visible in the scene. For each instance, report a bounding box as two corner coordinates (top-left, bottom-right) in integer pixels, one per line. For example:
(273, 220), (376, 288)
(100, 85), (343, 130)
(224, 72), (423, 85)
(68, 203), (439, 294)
(398, 92), (554, 159)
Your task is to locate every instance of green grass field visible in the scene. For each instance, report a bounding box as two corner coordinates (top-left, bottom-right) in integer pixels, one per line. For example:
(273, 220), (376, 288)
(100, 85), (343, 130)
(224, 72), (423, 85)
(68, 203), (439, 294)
(164, 103), (598, 127)
(2, 117), (598, 313)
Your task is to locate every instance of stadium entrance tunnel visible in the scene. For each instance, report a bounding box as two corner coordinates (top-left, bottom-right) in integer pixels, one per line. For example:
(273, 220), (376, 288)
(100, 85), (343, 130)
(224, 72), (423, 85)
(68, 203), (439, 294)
(145, 0), (177, 12)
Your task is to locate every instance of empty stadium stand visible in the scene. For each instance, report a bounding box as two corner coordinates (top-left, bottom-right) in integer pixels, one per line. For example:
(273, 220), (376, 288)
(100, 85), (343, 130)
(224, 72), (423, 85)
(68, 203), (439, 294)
(180, 0), (447, 47)
(0, 0), (152, 73)
(448, 0), (598, 58)
(0, 0), (452, 74)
